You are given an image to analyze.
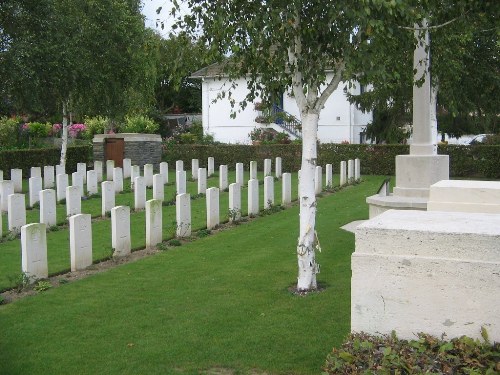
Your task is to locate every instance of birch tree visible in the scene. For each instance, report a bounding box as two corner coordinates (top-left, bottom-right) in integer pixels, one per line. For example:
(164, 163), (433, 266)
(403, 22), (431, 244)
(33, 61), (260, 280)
(172, 0), (414, 291)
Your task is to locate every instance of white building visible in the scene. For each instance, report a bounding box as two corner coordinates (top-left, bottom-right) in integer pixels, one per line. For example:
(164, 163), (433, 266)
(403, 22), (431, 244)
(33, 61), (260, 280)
(191, 63), (373, 144)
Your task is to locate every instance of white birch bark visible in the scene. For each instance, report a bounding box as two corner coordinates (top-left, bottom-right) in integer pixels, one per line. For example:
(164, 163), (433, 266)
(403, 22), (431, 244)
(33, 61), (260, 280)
(59, 101), (69, 169)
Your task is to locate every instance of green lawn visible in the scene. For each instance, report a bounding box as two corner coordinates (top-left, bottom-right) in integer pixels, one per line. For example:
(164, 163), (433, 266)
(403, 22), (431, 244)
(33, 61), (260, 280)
(0, 175), (384, 375)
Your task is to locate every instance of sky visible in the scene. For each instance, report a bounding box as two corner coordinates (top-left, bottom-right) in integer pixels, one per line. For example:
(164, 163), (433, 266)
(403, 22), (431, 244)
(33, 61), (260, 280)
(141, 0), (190, 37)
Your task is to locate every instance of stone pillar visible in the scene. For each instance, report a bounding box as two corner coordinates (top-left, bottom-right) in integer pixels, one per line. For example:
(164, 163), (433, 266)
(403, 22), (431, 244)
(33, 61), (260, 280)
(77, 163), (87, 183)
(40, 189), (56, 227)
(153, 174), (164, 201)
(146, 199), (163, 249)
(66, 186), (81, 217)
(326, 164), (333, 188)
(340, 161), (347, 186)
(130, 165), (140, 190)
(71, 172), (84, 197)
(111, 206), (131, 257)
(176, 170), (186, 195)
(347, 160), (354, 183)
(229, 183), (241, 222)
(160, 162), (169, 184)
(113, 167), (123, 193)
(198, 168), (207, 195)
(30, 167), (41, 178)
(236, 163), (244, 185)
(69, 213), (92, 271)
(123, 158), (131, 179)
(144, 163), (154, 188)
(0, 180), (13, 212)
(282, 173), (292, 205)
(315, 166), (322, 195)
(176, 193), (191, 237)
(21, 223), (48, 280)
(101, 181), (115, 217)
(191, 159), (199, 180)
(56, 173), (68, 202)
(206, 187), (219, 230)
(264, 158), (272, 177)
(134, 176), (146, 211)
(8, 194), (26, 233)
(106, 160), (114, 181)
(248, 179), (259, 216)
(176, 160), (184, 172)
(250, 161), (257, 180)
(94, 160), (103, 183)
(207, 157), (215, 177)
(275, 157), (282, 179)
(264, 176), (274, 209)
(86, 170), (98, 196)
(355, 158), (361, 181)
(219, 165), (228, 191)
(11, 169), (22, 193)
(29, 176), (43, 208)
(43, 165), (55, 189)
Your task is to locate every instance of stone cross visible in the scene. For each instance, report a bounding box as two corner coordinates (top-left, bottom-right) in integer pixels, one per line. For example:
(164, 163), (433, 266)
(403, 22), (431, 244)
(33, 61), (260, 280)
(43, 165), (55, 189)
(122, 158), (131, 179)
(77, 163), (87, 183)
(159, 162), (169, 184)
(197, 168), (207, 195)
(219, 165), (228, 191)
(94, 160), (103, 183)
(236, 163), (244, 186)
(66, 185), (81, 217)
(71, 171), (84, 197)
(206, 187), (219, 230)
(0, 180), (14, 212)
(11, 169), (22, 193)
(282, 173), (292, 205)
(86, 170), (98, 196)
(56, 173), (68, 202)
(146, 199), (163, 249)
(176, 193), (191, 237)
(264, 176), (274, 209)
(229, 183), (241, 222)
(40, 189), (57, 227)
(134, 176), (146, 211)
(153, 174), (164, 201)
(29, 176), (43, 208)
(21, 223), (48, 281)
(111, 205), (131, 257)
(8, 193), (26, 233)
(30, 166), (41, 178)
(69, 213), (93, 271)
(191, 159), (199, 180)
(113, 167), (123, 193)
(144, 164), (154, 188)
(249, 161), (257, 180)
(264, 158), (272, 177)
(315, 166), (322, 195)
(207, 157), (215, 177)
(248, 179), (259, 216)
(275, 157), (282, 179)
(176, 170), (186, 195)
(326, 164), (333, 188)
(101, 181), (115, 217)
(340, 161), (347, 186)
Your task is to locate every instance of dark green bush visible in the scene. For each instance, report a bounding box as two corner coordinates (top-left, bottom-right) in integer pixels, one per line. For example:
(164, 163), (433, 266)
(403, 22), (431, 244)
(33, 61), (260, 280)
(324, 331), (499, 375)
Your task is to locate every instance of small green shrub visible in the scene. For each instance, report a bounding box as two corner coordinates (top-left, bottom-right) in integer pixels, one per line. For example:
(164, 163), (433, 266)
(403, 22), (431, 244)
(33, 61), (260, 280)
(197, 229), (211, 238)
(0, 295), (5, 305)
(122, 115), (159, 134)
(0, 116), (21, 150)
(167, 239), (182, 247)
(83, 116), (109, 139)
(8, 272), (32, 292)
(33, 280), (52, 292)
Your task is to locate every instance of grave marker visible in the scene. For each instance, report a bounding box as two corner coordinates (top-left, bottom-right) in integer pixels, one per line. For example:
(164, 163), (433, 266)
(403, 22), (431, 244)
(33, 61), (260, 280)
(229, 183), (241, 222)
(275, 157), (282, 178)
(315, 166), (322, 195)
(219, 165), (228, 191)
(134, 176), (146, 210)
(130, 165), (140, 190)
(206, 187), (219, 229)
(111, 206), (131, 257)
(176, 193), (191, 237)
(340, 161), (347, 186)
(43, 165), (55, 189)
(236, 163), (244, 185)
(208, 157), (215, 176)
(55, 164), (65, 177)
(66, 186), (81, 217)
(176, 160), (184, 172)
(153, 174), (164, 201)
(30, 167), (41, 178)
(69, 214), (92, 271)
(8, 194), (26, 232)
(250, 161), (257, 180)
(87, 170), (98, 196)
(71, 172), (84, 196)
(198, 168), (207, 194)
(94, 160), (103, 183)
(21, 223), (48, 280)
(347, 159), (354, 183)
(144, 163), (154, 187)
(248, 179), (259, 216)
(355, 158), (361, 181)
(40, 189), (56, 227)
(11, 169), (22, 193)
(77, 163), (87, 183)
(191, 159), (199, 180)
(326, 164), (333, 188)
(106, 160), (114, 181)
(176, 170), (186, 195)
(160, 162), (169, 184)
(282, 173), (292, 205)
(29, 176), (43, 207)
(56, 173), (68, 202)
(264, 158), (272, 177)
(113, 167), (123, 193)
(146, 199), (163, 249)
(264, 176), (274, 209)
(0, 180), (14, 212)
(101, 181), (115, 217)
(123, 158), (131, 179)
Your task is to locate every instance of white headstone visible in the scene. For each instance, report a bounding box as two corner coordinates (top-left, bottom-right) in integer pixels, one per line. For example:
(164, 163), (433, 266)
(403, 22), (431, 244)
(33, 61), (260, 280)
(55, 164), (65, 177)
(264, 176), (274, 209)
(30, 166), (41, 178)
(56, 173), (68, 202)
(264, 158), (272, 177)
(282, 173), (292, 205)
(347, 159), (354, 183)
(146, 199), (163, 249)
(191, 159), (199, 180)
(40, 189), (56, 227)
(106, 160), (114, 181)
(176, 170), (186, 195)
(153, 174), (164, 201)
(248, 179), (259, 216)
(122, 158), (131, 179)
(111, 206), (131, 257)
(11, 169), (22, 193)
(249, 161), (258, 180)
(113, 167), (123, 193)
(315, 166), (322, 195)
(275, 157), (282, 178)
(71, 172), (84, 196)
(228, 183), (241, 222)
(77, 163), (87, 183)
(340, 161), (347, 186)
(8, 194), (26, 233)
(176, 160), (184, 172)
(176, 193), (191, 237)
(29, 176), (43, 207)
(134, 176), (146, 211)
(197, 168), (207, 195)
(326, 164), (333, 188)
(94, 161), (103, 183)
(86, 170), (98, 196)
(21, 223), (48, 280)
(0, 180), (14, 212)
(130, 165), (140, 190)
(66, 186), (81, 217)
(69, 214), (93, 271)
(236, 163), (244, 185)
(43, 165), (55, 189)
(207, 157), (215, 177)
(101, 181), (115, 217)
(159, 162), (169, 184)
(206, 187), (219, 230)
(144, 163), (154, 187)
(219, 165), (228, 191)
(355, 158), (361, 181)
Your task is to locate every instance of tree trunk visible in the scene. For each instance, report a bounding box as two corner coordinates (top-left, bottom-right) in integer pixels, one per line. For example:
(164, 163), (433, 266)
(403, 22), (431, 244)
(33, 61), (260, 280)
(296, 111), (319, 291)
(59, 101), (69, 170)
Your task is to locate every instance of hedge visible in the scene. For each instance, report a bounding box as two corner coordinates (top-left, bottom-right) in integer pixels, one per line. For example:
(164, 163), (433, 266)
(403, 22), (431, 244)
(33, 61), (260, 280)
(163, 144), (500, 179)
(0, 145), (92, 179)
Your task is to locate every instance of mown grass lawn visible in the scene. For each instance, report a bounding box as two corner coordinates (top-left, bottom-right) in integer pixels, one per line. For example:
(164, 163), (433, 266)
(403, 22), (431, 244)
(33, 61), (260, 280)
(0, 175), (384, 375)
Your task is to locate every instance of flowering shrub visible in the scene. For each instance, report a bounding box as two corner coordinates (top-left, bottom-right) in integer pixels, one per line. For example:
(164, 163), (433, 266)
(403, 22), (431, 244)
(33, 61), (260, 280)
(249, 127), (290, 144)
(50, 124), (62, 137)
(68, 123), (86, 138)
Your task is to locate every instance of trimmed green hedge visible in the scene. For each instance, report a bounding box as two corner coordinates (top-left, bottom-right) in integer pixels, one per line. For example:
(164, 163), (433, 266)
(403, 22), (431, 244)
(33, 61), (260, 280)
(0, 145), (92, 179)
(163, 144), (500, 179)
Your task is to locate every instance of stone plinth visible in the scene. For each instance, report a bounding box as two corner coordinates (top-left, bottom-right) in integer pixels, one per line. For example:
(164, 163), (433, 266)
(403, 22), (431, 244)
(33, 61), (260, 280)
(352, 209), (500, 342)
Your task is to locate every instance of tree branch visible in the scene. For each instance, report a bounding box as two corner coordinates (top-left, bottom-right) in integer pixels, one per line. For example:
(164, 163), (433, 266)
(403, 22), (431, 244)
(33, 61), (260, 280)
(315, 60), (345, 112)
(287, 12), (307, 110)
(398, 14), (467, 31)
